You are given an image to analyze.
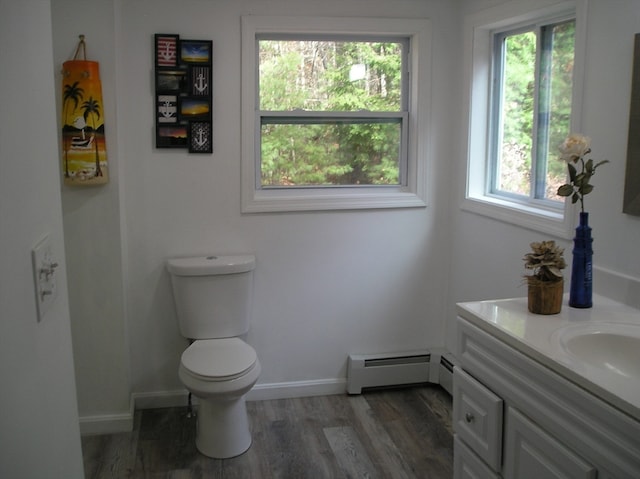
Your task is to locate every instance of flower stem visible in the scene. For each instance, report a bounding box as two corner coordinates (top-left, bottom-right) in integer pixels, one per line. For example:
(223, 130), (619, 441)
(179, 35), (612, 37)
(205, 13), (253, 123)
(579, 158), (585, 213)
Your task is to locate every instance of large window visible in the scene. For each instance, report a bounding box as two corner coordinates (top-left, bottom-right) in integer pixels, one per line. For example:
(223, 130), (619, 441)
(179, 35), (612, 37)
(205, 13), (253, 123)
(241, 16), (431, 213)
(463, 1), (586, 238)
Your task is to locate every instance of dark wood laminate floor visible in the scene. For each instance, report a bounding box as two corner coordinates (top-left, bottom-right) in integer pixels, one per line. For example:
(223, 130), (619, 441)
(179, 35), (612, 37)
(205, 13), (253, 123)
(82, 385), (453, 478)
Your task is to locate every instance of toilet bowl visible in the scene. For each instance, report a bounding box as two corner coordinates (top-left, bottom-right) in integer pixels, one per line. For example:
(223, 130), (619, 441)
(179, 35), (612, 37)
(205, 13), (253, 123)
(179, 337), (261, 458)
(166, 254), (260, 459)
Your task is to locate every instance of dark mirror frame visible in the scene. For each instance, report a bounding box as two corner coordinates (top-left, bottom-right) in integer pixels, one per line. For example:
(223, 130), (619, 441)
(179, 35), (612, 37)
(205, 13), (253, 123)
(624, 33), (640, 216)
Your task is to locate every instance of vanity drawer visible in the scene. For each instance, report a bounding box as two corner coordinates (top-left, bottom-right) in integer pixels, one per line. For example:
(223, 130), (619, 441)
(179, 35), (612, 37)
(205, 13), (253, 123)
(453, 365), (503, 471)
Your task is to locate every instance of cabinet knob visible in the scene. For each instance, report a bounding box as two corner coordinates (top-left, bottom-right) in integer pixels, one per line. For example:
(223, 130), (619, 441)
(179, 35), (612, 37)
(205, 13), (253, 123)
(465, 412), (474, 423)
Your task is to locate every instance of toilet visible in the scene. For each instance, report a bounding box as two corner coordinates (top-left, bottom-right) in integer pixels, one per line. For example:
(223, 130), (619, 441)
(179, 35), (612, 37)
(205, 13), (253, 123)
(166, 254), (261, 459)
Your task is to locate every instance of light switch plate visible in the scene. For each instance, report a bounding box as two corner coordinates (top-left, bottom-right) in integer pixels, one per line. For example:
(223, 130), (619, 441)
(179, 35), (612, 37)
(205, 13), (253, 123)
(32, 234), (58, 322)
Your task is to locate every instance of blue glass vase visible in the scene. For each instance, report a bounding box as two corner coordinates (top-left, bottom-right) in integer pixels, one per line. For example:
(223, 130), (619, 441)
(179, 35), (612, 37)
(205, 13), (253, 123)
(569, 212), (593, 308)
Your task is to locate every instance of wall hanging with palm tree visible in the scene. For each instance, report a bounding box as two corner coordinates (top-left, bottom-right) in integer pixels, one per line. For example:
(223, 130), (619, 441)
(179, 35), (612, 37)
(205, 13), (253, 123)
(61, 35), (108, 185)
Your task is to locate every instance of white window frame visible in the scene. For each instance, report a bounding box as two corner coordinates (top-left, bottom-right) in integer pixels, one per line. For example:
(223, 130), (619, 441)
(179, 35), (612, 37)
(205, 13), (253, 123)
(461, 1), (587, 238)
(241, 15), (431, 213)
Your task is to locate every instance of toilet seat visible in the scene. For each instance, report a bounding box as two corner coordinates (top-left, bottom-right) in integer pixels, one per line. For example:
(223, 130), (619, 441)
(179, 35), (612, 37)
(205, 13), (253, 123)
(181, 337), (257, 382)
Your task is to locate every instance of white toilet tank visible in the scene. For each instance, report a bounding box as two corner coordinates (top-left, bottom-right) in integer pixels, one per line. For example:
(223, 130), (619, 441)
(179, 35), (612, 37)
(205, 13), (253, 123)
(167, 255), (255, 339)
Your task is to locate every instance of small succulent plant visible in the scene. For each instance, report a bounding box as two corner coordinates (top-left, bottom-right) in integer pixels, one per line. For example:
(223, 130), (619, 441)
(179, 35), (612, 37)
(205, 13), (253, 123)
(523, 240), (566, 283)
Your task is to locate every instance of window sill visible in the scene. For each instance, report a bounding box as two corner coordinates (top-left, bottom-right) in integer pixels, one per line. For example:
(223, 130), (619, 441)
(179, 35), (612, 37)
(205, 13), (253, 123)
(242, 187), (426, 213)
(461, 195), (573, 239)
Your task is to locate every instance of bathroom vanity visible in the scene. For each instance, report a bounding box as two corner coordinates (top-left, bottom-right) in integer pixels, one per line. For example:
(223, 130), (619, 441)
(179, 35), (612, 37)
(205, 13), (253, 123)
(453, 295), (640, 479)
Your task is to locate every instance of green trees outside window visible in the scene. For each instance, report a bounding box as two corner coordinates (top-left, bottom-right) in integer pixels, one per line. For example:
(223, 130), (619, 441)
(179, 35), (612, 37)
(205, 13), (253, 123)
(258, 39), (406, 187)
(492, 19), (575, 203)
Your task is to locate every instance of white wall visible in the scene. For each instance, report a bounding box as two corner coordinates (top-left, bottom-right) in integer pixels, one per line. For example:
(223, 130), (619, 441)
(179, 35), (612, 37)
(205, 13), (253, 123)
(51, 0), (132, 430)
(0, 1), (85, 477)
(117, 0), (458, 399)
(447, 0), (640, 350)
(44, 0), (640, 429)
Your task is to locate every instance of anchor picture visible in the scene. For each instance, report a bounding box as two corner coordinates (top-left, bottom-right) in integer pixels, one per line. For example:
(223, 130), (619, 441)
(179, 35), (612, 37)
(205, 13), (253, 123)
(155, 35), (178, 68)
(157, 95), (178, 123)
(190, 66), (210, 96)
(189, 121), (212, 153)
(155, 34), (212, 153)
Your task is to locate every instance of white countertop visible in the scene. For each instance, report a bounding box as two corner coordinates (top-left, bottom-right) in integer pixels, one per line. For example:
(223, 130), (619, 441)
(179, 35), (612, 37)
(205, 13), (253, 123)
(456, 294), (640, 421)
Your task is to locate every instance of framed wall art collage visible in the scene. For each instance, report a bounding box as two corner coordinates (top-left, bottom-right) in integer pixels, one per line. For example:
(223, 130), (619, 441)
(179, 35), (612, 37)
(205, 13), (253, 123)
(154, 34), (213, 153)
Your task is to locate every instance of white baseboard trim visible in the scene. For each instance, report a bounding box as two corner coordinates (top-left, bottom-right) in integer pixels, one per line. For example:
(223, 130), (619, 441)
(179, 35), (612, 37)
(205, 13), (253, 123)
(79, 396), (134, 436)
(130, 378), (348, 410)
(78, 369), (450, 435)
(247, 378), (347, 401)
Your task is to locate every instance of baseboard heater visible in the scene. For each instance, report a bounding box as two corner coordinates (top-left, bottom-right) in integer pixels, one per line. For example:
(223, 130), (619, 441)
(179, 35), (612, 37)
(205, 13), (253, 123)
(347, 350), (432, 394)
(437, 352), (457, 395)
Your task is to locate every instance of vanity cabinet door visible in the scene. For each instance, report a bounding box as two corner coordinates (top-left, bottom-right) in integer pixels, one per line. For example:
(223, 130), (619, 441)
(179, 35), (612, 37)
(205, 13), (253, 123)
(454, 436), (501, 479)
(504, 407), (596, 479)
(453, 366), (503, 471)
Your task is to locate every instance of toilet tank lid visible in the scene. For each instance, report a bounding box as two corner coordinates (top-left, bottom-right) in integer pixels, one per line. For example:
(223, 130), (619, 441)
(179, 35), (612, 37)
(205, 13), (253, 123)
(167, 255), (255, 276)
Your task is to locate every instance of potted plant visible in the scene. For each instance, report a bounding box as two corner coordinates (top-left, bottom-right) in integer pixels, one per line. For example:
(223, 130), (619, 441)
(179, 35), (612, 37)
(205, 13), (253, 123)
(523, 240), (566, 314)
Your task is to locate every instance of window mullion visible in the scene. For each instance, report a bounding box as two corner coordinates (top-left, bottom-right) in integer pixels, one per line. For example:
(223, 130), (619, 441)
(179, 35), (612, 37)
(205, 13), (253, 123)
(259, 111), (405, 120)
(489, 33), (507, 196)
(533, 24), (553, 200)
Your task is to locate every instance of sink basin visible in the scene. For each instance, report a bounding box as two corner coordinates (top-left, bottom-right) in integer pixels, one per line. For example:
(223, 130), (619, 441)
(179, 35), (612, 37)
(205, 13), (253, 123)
(556, 323), (640, 379)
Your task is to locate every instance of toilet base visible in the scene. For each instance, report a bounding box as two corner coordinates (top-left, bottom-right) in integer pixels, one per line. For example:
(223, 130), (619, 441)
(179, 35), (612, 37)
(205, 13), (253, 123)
(195, 395), (252, 458)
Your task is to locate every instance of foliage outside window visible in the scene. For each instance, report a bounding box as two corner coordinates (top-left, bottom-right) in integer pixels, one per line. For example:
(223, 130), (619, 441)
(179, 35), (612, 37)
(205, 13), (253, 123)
(259, 39), (405, 188)
(241, 16), (431, 213)
(491, 20), (575, 204)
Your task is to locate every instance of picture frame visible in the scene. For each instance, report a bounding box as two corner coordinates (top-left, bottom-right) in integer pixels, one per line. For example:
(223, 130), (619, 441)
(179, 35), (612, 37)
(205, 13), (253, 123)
(157, 94), (178, 124)
(179, 97), (211, 121)
(180, 40), (212, 65)
(154, 34), (212, 152)
(189, 66), (211, 96)
(155, 34), (179, 69)
(189, 121), (213, 153)
(156, 70), (187, 94)
(156, 125), (188, 148)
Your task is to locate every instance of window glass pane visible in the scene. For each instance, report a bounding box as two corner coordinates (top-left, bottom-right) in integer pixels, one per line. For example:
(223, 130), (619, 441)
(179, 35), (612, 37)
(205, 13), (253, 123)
(494, 20), (575, 202)
(259, 40), (403, 112)
(543, 21), (575, 201)
(260, 120), (401, 186)
(497, 30), (536, 196)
